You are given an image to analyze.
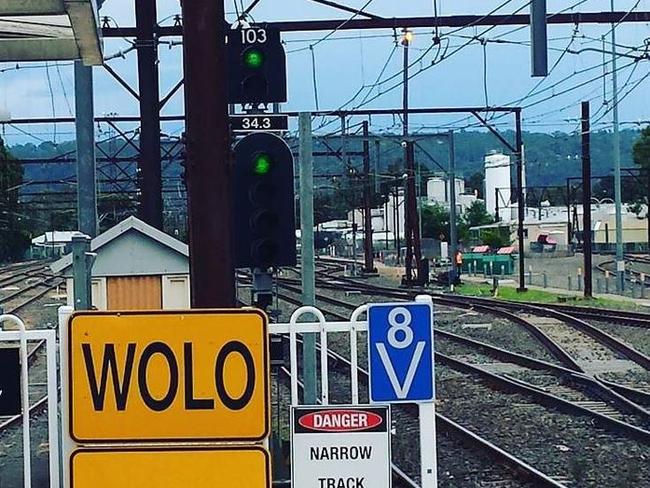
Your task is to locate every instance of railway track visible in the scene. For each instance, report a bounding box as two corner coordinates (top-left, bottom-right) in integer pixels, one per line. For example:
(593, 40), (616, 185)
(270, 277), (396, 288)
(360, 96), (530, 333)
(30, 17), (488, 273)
(265, 294), (564, 487)
(598, 257), (650, 287)
(277, 283), (650, 424)
(267, 286), (650, 486)
(0, 260), (62, 436)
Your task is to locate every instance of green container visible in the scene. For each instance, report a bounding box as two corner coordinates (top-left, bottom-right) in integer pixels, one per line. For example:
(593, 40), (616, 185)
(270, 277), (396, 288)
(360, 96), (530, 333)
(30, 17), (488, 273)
(461, 253), (485, 274)
(484, 255), (514, 275)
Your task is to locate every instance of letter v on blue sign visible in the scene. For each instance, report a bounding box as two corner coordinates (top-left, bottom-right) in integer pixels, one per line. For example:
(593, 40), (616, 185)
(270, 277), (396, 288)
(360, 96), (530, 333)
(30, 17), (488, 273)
(368, 302), (435, 403)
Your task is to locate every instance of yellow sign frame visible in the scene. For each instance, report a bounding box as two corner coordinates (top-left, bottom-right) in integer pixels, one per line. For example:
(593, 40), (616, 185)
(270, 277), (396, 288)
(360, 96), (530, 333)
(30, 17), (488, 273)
(68, 309), (269, 443)
(70, 446), (271, 488)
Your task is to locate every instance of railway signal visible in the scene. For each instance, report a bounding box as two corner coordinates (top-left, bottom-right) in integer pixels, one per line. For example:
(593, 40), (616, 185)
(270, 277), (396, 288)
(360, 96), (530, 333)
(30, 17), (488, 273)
(228, 27), (287, 105)
(233, 132), (296, 270)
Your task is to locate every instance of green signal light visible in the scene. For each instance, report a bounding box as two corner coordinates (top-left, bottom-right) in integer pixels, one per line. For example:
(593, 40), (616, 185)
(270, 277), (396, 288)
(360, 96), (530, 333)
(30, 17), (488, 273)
(243, 48), (265, 69)
(253, 153), (272, 175)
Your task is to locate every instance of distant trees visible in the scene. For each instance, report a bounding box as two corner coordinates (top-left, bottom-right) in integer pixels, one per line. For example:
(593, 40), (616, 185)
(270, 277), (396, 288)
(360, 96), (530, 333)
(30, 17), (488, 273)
(421, 204), (450, 241)
(633, 126), (650, 170)
(422, 200), (497, 245)
(0, 139), (30, 262)
(465, 172), (484, 198)
(461, 201), (494, 228)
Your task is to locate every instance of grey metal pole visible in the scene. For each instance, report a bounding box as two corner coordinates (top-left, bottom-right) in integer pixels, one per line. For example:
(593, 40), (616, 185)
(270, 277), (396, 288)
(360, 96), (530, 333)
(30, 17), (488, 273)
(516, 110), (527, 292)
(363, 121), (374, 273)
(72, 234), (93, 310)
(74, 62), (98, 237)
(582, 101), (593, 298)
(299, 112), (317, 405)
(610, 0), (625, 292)
(448, 131), (458, 284)
(530, 0), (548, 77)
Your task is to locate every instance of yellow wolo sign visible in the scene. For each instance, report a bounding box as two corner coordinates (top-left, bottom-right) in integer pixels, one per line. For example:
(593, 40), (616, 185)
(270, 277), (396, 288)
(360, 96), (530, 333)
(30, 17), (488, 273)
(68, 310), (269, 443)
(70, 447), (270, 487)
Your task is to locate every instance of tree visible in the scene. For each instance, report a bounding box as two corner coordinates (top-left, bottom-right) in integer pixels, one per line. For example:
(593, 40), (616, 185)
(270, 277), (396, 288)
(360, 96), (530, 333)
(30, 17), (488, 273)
(459, 200), (494, 241)
(465, 172), (484, 198)
(0, 139), (30, 262)
(421, 203), (450, 241)
(481, 228), (511, 248)
(633, 126), (650, 170)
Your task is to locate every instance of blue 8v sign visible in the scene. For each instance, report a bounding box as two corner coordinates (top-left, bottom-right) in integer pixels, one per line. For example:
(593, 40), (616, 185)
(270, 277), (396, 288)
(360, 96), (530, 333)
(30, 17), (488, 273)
(368, 302), (435, 403)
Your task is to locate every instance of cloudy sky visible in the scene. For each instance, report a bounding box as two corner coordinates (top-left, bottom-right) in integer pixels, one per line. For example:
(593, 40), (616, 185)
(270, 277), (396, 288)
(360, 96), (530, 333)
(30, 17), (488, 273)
(1, 0), (649, 144)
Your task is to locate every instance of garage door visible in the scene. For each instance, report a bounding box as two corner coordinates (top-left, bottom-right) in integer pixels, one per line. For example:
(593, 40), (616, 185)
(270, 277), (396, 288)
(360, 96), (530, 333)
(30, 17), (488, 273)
(107, 276), (162, 310)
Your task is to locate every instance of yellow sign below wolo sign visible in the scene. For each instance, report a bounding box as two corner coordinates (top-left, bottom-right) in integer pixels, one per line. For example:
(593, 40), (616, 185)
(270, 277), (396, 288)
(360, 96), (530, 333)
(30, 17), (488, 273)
(68, 310), (269, 443)
(70, 447), (271, 488)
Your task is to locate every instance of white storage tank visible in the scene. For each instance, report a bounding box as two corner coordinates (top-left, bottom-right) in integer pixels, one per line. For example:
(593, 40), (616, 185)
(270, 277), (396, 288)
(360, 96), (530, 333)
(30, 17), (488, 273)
(427, 177), (447, 203)
(484, 152), (511, 221)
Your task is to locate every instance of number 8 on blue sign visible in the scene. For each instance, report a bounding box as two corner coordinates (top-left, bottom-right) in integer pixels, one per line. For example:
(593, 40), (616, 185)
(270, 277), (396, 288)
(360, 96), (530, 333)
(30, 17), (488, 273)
(368, 303), (435, 403)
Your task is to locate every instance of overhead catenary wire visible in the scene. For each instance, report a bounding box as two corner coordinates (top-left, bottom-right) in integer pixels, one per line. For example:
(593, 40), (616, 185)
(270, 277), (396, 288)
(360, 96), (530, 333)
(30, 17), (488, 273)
(310, 45), (320, 110)
(44, 62), (57, 143)
(311, 0), (529, 133)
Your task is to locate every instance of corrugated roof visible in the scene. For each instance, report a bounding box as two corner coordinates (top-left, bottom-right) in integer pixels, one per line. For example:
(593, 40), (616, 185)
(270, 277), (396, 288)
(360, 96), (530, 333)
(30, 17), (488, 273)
(0, 1), (102, 65)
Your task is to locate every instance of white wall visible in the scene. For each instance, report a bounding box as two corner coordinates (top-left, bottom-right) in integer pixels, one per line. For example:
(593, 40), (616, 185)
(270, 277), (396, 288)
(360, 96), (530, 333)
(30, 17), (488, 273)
(427, 177), (465, 205)
(427, 177), (446, 203)
(162, 275), (191, 309)
(485, 153), (511, 221)
(386, 191), (406, 238)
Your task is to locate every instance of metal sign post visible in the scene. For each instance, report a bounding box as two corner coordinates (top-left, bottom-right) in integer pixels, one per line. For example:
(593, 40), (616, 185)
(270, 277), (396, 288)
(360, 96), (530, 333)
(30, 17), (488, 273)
(367, 296), (437, 488)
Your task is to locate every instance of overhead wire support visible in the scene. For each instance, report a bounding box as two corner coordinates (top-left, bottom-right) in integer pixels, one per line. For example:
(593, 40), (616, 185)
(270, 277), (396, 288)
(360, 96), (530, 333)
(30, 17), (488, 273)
(308, 0), (383, 20)
(101, 11), (650, 37)
(610, 0), (625, 293)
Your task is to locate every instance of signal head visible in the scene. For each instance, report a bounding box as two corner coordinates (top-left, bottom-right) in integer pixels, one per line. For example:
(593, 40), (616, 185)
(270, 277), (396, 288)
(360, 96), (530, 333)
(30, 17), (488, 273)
(252, 152), (272, 176)
(243, 47), (265, 70)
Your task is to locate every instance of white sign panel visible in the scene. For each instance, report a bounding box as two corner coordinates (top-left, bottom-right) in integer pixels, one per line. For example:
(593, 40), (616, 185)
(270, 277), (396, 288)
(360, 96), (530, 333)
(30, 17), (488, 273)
(291, 405), (391, 488)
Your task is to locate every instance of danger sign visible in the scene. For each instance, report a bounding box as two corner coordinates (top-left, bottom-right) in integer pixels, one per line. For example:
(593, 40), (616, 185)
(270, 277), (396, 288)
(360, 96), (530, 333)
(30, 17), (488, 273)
(291, 405), (391, 488)
(68, 310), (269, 443)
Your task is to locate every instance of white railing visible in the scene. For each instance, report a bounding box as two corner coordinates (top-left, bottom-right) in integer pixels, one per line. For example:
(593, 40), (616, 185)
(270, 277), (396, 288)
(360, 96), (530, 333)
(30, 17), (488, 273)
(269, 295), (437, 488)
(0, 315), (60, 488)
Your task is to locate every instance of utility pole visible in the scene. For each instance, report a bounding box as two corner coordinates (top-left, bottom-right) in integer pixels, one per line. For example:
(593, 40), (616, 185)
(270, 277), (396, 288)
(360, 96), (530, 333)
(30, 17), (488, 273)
(448, 131), (458, 285)
(363, 120), (374, 273)
(72, 234), (93, 310)
(299, 113), (317, 404)
(516, 110), (527, 292)
(402, 29), (415, 283)
(182, 0), (235, 307)
(582, 101), (593, 298)
(135, 0), (163, 229)
(530, 0), (548, 77)
(610, 0), (625, 292)
(74, 62), (98, 237)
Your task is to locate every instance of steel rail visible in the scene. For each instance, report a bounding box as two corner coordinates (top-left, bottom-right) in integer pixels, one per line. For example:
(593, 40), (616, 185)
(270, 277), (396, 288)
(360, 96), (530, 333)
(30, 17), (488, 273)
(284, 272), (650, 413)
(278, 309), (569, 487)
(448, 295), (650, 370)
(437, 352), (650, 445)
(276, 283), (650, 423)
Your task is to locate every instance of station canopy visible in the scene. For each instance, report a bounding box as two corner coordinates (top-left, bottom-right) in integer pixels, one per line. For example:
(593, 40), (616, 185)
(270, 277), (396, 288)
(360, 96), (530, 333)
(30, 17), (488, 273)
(0, 0), (102, 65)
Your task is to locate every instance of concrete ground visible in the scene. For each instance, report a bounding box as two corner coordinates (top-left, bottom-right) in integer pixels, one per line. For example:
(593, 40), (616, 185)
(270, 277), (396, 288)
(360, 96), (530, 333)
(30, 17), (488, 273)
(511, 253), (646, 299)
